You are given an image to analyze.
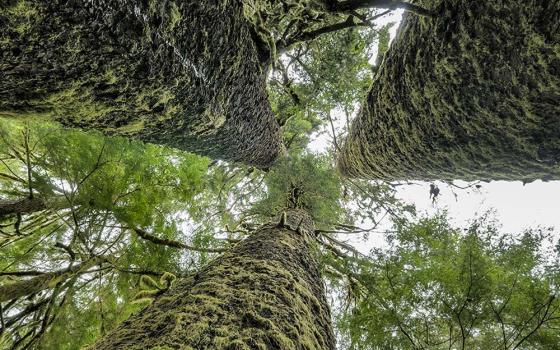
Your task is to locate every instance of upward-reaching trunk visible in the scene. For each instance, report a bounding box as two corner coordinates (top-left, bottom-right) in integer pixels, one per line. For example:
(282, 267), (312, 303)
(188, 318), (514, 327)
(91, 209), (336, 349)
(0, 0), (281, 168)
(338, 0), (560, 181)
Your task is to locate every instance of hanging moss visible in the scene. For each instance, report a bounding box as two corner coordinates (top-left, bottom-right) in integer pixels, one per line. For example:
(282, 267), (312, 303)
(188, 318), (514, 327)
(0, 0), (281, 168)
(90, 209), (335, 349)
(338, 0), (560, 181)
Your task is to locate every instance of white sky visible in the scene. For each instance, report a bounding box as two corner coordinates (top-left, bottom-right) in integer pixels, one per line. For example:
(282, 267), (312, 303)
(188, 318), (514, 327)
(308, 9), (560, 241)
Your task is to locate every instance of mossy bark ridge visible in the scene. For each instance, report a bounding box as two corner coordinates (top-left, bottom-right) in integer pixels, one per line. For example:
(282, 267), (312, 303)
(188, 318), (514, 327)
(338, 0), (560, 181)
(91, 209), (336, 350)
(0, 0), (281, 168)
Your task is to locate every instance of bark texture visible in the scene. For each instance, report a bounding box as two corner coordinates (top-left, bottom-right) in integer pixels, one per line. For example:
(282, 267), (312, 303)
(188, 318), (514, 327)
(0, 0), (281, 168)
(91, 209), (336, 349)
(0, 197), (46, 218)
(338, 0), (560, 181)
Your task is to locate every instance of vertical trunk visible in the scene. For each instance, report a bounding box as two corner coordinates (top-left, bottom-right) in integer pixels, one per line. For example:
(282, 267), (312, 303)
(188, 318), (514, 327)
(338, 0), (560, 181)
(91, 210), (336, 349)
(0, 0), (280, 167)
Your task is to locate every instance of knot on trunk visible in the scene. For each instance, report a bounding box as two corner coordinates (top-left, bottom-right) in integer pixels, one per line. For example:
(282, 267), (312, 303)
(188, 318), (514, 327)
(275, 208), (315, 236)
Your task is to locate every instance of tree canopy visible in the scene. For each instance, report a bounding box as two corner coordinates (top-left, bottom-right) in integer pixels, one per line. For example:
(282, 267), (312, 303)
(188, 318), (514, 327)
(338, 214), (560, 349)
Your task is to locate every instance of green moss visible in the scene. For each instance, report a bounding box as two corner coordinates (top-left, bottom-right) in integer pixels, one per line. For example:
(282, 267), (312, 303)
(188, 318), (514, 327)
(339, 0), (560, 181)
(0, 0), (281, 167)
(41, 84), (118, 122)
(91, 210), (335, 349)
(168, 2), (181, 31)
(103, 69), (119, 85)
(1, 0), (38, 34)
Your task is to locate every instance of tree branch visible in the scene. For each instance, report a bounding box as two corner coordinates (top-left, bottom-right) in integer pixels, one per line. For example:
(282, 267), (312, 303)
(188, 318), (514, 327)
(511, 295), (556, 349)
(277, 15), (362, 54)
(132, 228), (228, 254)
(331, 0), (434, 17)
(0, 257), (104, 303)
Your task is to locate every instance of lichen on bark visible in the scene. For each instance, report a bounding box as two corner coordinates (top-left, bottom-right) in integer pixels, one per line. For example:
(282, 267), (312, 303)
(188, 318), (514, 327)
(338, 0), (560, 181)
(91, 209), (336, 349)
(0, 0), (281, 168)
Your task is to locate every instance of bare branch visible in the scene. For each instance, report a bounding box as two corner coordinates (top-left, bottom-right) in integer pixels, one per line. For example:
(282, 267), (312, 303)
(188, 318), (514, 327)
(277, 15), (363, 54)
(330, 0), (434, 17)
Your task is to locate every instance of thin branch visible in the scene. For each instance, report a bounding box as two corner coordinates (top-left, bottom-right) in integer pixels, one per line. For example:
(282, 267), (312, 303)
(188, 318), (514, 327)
(132, 227), (228, 254)
(511, 295), (556, 349)
(326, 111), (340, 155)
(54, 242), (76, 262)
(23, 126), (33, 199)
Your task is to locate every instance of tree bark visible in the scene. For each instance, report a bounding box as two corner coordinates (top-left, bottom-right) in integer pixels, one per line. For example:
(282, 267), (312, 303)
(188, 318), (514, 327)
(0, 0), (281, 168)
(91, 209), (336, 349)
(338, 0), (560, 181)
(0, 197), (47, 218)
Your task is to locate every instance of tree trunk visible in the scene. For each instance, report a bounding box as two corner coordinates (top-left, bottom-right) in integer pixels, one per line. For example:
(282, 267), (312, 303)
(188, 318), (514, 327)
(0, 197), (47, 218)
(0, 0), (281, 168)
(91, 209), (336, 349)
(338, 0), (560, 181)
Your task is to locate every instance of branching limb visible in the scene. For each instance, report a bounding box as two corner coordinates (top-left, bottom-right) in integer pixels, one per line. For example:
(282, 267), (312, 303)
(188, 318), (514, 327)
(54, 241), (76, 262)
(0, 257), (105, 303)
(277, 15), (364, 54)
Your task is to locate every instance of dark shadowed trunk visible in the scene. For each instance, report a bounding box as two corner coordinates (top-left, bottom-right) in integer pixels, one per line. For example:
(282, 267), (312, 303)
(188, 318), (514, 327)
(338, 0), (560, 181)
(91, 209), (336, 349)
(0, 197), (47, 218)
(0, 0), (281, 167)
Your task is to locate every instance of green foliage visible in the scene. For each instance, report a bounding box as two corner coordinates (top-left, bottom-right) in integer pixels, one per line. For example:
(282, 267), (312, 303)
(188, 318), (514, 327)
(0, 120), (210, 349)
(290, 28), (375, 113)
(269, 25), (378, 153)
(253, 154), (345, 227)
(336, 213), (560, 350)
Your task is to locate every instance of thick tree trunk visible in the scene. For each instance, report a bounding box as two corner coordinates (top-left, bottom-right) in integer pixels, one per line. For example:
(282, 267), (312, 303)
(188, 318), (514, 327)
(338, 0), (560, 181)
(0, 0), (281, 168)
(0, 197), (47, 218)
(91, 209), (336, 349)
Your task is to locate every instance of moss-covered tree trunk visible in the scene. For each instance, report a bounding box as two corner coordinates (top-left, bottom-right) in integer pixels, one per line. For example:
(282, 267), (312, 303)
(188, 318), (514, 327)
(0, 197), (46, 218)
(0, 0), (281, 167)
(338, 0), (560, 181)
(91, 209), (336, 349)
